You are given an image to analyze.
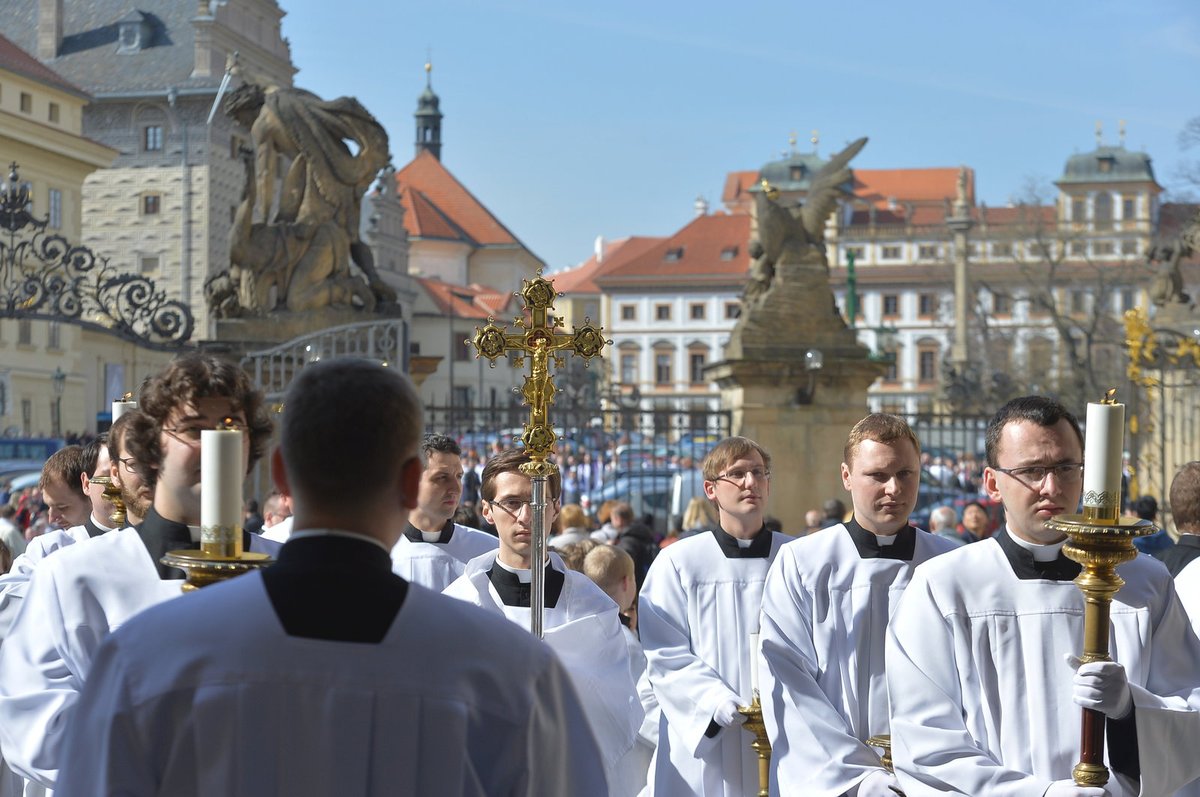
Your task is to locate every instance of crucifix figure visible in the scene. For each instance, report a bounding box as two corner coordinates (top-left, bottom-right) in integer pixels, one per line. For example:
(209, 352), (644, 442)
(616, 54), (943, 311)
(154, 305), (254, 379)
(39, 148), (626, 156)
(469, 271), (608, 636)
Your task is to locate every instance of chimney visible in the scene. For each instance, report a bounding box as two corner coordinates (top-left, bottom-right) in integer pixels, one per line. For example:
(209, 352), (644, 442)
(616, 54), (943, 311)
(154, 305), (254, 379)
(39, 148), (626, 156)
(38, 0), (63, 60)
(594, 235), (605, 263)
(694, 195), (709, 218)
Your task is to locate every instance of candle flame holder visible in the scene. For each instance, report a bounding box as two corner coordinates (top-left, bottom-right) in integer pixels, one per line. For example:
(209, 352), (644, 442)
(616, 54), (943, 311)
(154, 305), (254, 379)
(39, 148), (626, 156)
(738, 697), (771, 796)
(1047, 514), (1155, 787)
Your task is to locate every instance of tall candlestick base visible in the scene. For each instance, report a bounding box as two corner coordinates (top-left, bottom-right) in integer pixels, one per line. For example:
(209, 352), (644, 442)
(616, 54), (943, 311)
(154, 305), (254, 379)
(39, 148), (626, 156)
(1046, 514), (1155, 788)
(161, 549), (273, 591)
(738, 696), (771, 797)
(866, 734), (895, 774)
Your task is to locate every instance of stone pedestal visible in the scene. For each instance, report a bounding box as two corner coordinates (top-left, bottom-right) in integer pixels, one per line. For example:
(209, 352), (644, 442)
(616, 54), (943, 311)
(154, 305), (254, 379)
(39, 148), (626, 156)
(709, 258), (883, 533)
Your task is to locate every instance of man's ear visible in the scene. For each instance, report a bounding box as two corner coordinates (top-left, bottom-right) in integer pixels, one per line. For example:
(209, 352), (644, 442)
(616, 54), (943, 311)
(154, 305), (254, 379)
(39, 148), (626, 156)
(270, 446), (289, 497)
(398, 456), (422, 511)
(982, 467), (1002, 502)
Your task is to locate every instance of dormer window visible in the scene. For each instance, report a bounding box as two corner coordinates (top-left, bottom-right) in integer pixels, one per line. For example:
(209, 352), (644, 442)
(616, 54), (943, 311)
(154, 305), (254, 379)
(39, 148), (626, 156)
(720, 246), (738, 261)
(1097, 156), (1115, 174)
(117, 11), (152, 54)
(790, 165), (806, 181)
(664, 247), (684, 262)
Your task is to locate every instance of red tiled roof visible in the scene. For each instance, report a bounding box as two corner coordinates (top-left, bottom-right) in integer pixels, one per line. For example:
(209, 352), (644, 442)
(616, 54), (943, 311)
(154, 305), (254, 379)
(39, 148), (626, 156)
(417, 277), (516, 319)
(0, 33), (88, 99)
(852, 167), (973, 208)
(553, 236), (666, 294)
(721, 170), (758, 208)
(595, 213), (751, 285)
(976, 205), (1057, 227)
(395, 150), (526, 249)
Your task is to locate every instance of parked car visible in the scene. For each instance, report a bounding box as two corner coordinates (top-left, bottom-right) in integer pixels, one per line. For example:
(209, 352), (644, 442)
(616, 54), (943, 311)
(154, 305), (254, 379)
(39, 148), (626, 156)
(585, 469), (676, 535)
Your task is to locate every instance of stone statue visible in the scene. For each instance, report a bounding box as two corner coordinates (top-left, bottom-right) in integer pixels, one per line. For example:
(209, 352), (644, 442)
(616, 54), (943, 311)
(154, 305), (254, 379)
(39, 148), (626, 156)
(210, 81), (396, 316)
(743, 137), (867, 308)
(1148, 207), (1199, 309)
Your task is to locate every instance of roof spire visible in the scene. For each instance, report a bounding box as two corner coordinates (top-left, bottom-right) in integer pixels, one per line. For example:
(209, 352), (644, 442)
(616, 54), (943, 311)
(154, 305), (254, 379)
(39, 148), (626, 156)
(811, 129), (819, 155)
(425, 52), (432, 88)
(415, 58), (443, 160)
(1118, 119), (1126, 147)
(788, 131), (797, 155)
(1095, 120), (1103, 148)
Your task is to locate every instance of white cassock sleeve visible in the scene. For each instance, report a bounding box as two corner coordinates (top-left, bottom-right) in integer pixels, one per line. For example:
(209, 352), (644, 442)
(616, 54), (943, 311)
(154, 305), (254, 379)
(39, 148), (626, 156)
(638, 554), (741, 758)
(0, 560), (87, 788)
(759, 550), (888, 797)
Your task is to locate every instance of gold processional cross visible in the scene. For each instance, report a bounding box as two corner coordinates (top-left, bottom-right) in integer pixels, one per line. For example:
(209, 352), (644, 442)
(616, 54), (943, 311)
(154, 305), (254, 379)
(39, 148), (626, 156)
(468, 271), (608, 636)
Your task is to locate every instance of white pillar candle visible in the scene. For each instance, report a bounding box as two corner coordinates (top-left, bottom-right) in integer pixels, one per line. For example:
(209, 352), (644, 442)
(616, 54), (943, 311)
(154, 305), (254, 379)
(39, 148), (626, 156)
(749, 632), (760, 699)
(1083, 399), (1124, 518)
(201, 428), (244, 557)
(111, 398), (138, 421)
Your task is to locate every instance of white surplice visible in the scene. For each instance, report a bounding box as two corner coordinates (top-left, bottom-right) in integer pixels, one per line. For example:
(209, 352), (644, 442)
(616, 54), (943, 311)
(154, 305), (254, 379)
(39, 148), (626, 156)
(56, 573), (605, 797)
(637, 529), (790, 797)
(887, 530), (1200, 797)
(444, 550), (643, 797)
(759, 524), (959, 796)
(0, 526), (95, 637)
(0, 529), (181, 790)
(390, 524), (498, 592)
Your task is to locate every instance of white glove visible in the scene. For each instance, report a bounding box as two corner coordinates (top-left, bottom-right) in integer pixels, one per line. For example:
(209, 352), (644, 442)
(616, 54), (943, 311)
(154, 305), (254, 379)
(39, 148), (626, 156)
(713, 698), (747, 728)
(856, 769), (901, 797)
(1067, 654), (1132, 719)
(1044, 779), (1109, 796)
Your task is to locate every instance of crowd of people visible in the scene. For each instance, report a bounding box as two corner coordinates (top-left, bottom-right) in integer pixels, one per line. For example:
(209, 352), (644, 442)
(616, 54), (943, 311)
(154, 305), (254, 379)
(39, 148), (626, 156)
(3, 352), (1200, 795)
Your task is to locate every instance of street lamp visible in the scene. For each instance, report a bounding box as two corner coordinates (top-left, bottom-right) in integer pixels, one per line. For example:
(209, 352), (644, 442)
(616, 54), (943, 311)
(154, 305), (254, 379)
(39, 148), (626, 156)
(795, 349), (824, 405)
(870, 325), (899, 363)
(51, 366), (65, 438)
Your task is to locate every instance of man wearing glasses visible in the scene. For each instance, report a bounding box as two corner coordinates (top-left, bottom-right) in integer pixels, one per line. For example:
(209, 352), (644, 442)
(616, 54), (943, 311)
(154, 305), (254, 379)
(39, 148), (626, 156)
(638, 436), (790, 795)
(887, 396), (1200, 797)
(444, 447), (643, 797)
(758, 414), (959, 797)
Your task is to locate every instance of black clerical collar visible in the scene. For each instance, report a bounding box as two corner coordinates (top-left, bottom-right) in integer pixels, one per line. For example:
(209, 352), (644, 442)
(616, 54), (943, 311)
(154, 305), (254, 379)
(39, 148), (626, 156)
(1178, 534), (1200, 550)
(487, 561), (564, 608)
(994, 528), (1081, 582)
(844, 518), (917, 561)
(710, 525), (773, 559)
(84, 516), (108, 539)
(403, 519), (454, 544)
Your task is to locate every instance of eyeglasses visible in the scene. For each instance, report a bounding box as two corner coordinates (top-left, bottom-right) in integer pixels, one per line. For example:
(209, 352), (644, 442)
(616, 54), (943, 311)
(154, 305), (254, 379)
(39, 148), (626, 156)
(163, 420), (246, 443)
(993, 462), (1084, 487)
(116, 456), (137, 472)
(487, 497), (536, 516)
(711, 468), (771, 487)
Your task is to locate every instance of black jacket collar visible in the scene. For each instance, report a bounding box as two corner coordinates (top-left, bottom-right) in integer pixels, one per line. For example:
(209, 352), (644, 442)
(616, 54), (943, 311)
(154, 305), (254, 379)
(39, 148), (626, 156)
(994, 528), (1082, 581)
(135, 506), (196, 578)
(402, 519), (454, 544)
(844, 517), (917, 561)
(711, 525), (773, 559)
(487, 561), (564, 608)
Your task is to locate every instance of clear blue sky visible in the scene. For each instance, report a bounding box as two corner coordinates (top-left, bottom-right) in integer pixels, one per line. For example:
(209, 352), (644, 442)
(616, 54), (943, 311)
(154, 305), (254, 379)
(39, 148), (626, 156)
(281, 0), (1200, 271)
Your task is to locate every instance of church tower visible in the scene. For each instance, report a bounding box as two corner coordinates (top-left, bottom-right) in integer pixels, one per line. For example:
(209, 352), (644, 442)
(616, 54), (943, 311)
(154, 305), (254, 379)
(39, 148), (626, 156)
(414, 62), (443, 160)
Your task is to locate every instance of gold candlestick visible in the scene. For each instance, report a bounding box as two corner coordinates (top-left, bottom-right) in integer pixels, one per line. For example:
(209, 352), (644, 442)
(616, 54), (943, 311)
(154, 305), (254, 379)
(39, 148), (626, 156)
(738, 698), (771, 797)
(866, 733), (895, 774)
(1048, 514), (1155, 786)
(87, 475), (126, 527)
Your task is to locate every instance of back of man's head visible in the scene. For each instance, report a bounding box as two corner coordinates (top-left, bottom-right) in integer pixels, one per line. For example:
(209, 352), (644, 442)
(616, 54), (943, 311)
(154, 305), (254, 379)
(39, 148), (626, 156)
(280, 359), (423, 512)
(985, 395), (1083, 468)
(822, 498), (846, 522)
(1170, 462), (1200, 533)
(139, 352), (274, 470)
(611, 502), (635, 527)
(582, 544), (635, 607)
(39, 445), (87, 497)
(1132, 495), (1158, 521)
(930, 505), (958, 532)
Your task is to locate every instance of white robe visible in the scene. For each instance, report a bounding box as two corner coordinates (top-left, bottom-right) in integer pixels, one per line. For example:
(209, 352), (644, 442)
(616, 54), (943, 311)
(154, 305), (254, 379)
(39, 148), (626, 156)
(0, 526), (91, 638)
(0, 529), (181, 790)
(759, 524), (959, 796)
(260, 515), (293, 543)
(390, 524), (498, 592)
(444, 551), (643, 797)
(637, 529), (790, 796)
(57, 574), (606, 797)
(886, 531), (1200, 797)
(1172, 558), (1200, 797)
